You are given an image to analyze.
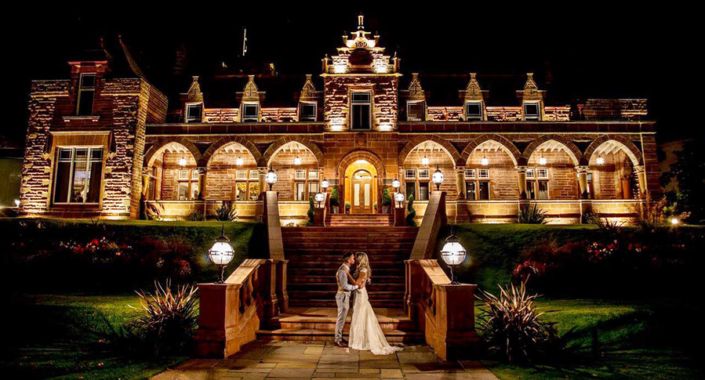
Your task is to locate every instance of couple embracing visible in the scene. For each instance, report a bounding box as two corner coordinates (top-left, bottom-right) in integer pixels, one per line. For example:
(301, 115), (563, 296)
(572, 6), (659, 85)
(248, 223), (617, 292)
(334, 251), (403, 355)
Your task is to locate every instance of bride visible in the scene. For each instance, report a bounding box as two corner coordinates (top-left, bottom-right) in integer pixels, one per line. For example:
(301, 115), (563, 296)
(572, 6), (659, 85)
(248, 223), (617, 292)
(347, 252), (403, 355)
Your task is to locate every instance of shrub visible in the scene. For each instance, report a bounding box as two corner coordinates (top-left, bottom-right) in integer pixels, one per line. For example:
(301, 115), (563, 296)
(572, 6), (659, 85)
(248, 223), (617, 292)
(125, 279), (198, 357)
(382, 188), (392, 207)
(477, 279), (558, 363)
(330, 186), (340, 208)
(518, 204), (546, 224)
(307, 196), (315, 225)
(215, 201), (238, 221)
(406, 194), (416, 226)
(589, 214), (623, 235)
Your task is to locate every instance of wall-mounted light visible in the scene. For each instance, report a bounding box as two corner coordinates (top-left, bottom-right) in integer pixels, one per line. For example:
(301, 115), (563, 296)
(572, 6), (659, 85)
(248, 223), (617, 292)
(235, 156), (244, 166)
(596, 156), (605, 166)
(178, 157), (187, 167)
(539, 155), (547, 166)
(294, 156), (302, 166)
(14, 199), (20, 208)
(421, 156), (430, 166)
(480, 155), (489, 166)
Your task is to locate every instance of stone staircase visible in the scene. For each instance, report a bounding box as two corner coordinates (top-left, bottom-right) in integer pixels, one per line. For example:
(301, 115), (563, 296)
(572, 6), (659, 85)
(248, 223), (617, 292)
(282, 226), (417, 309)
(327, 213), (393, 227)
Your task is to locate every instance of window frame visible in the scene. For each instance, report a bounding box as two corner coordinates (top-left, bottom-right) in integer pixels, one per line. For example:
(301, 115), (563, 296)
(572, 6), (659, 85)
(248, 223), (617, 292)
(241, 102), (260, 122)
(185, 102), (204, 123)
(523, 102), (541, 121)
(464, 101), (483, 121)
(350, 91), (372, 130)
(525, 166), (550, 200)
(52, 146), (104, 205)
(406, 100), (426, 121)
(76, 73), (96, 116)
(298, 101), (317, 122)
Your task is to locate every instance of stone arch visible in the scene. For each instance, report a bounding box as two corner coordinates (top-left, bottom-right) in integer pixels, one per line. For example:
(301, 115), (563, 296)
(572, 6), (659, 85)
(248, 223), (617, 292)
(337, 149), (387, 180)
(144, 138), (202, 168)
(461, 134), (522, 166)
(201, 136), (261, 166)
(522, 135), (582, 166)
(398, 136), (462, 167)
(583, 135), (643, 166)
(260, 137), (324, 167)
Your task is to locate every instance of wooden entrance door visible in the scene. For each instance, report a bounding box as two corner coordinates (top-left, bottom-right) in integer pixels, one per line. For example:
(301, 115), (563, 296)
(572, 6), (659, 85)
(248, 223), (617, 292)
(351, 169), (373, 213)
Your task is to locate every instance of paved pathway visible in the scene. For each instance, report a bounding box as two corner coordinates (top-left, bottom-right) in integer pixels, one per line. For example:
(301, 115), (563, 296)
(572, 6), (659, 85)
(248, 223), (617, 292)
(152, 341), (498, 379)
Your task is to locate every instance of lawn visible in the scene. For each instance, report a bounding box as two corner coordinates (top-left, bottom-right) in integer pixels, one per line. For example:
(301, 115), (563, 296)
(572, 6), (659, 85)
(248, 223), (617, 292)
(482, 299), (704, 379)
(1, 293), (191, 379)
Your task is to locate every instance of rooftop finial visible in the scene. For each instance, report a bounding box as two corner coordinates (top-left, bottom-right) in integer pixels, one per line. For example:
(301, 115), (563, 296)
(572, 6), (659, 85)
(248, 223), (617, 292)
(357, 14), (365, 30)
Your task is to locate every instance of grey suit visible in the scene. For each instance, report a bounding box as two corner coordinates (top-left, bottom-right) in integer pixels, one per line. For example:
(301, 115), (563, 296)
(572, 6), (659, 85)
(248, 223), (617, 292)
(335, 263), (357, 343)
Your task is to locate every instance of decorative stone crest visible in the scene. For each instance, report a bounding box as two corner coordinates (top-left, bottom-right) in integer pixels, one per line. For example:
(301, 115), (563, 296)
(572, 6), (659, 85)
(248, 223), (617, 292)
(185, 76), (203, 103)
(464, 73), (484, 102)
(300, 74), (317, 101)
(408, 73), (425, 101)
(519, 72), (544, 101)
(242, 75), (260, 102)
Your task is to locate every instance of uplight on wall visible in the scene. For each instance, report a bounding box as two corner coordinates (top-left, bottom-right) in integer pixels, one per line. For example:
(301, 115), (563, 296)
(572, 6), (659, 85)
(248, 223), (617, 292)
(374, 63), (388, 73)
(333, 63), (347, 73)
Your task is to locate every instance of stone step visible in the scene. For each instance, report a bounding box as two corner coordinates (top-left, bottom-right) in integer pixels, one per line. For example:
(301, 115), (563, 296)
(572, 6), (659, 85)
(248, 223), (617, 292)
(289, 299), (404, 308)
(288, 283), (405, 291)
(257, 328), (422, 344)
(286, 275), (403, 283)
(270, 307), (416, 331)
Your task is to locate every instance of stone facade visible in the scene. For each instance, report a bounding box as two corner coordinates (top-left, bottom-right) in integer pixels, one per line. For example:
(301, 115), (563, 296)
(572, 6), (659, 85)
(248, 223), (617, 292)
(19, 17), (658, 224)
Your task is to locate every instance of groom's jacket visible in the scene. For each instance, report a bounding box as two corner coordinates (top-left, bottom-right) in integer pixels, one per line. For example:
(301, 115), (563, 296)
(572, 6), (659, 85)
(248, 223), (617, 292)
(336, 263), (357, 293)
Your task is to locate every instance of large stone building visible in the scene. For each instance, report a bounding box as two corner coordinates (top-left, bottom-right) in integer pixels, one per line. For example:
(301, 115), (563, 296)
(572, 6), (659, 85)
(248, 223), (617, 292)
(19, 17), (658, 224)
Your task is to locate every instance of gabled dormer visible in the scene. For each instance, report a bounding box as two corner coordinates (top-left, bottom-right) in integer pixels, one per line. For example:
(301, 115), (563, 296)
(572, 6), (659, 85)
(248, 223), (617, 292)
(405, 73), (426, 121)
(181, 76), (204, 123)
(517, 73), (545, 121)
(68, 60), (108, 118)
(238, 75), (262, 122)
(463, 72), (487, 121)
(298, 74), (319, 122)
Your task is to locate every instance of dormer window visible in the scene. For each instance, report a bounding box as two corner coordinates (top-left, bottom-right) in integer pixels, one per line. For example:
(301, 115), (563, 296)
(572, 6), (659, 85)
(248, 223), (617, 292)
(406, 101), (425, 121)
(298, 102), (317, 122)
(185, 103), (203, 123)
(242, 103), (259, 122)
(524, 102), (541, 121)
(465, 101), (483, 121)
(76, 73), (96, 116)
(351, 91), (371, 130)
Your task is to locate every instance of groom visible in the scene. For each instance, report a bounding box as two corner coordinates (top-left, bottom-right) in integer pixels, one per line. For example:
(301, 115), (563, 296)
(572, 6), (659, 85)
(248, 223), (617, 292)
(334, 252), (359, 347)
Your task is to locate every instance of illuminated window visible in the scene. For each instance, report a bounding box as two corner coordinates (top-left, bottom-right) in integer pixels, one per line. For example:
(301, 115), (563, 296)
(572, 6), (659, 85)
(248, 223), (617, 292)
(351, 91), (371, 130)
(242, 103), (259, 122)
(465, 169), (491, 200)
(465, 101), (483, 121)
(53, 147), (103, 204)
(76, 74), (96, 116)
(525, 167), (550, 200)
(185, 103), (203, 123)
(405, 169), (416, 179)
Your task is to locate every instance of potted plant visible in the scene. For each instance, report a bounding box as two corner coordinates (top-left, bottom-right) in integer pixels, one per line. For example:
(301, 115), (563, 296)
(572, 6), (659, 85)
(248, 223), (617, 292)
(381, 188), (392, 213)
(406, 194), (416, 226)
(330, 186), (340, 213)
(345, 202), (351, 214)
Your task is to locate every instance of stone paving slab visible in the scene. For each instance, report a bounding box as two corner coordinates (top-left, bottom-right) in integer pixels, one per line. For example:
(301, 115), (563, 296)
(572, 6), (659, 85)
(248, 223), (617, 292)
(152, 341), (497, 380)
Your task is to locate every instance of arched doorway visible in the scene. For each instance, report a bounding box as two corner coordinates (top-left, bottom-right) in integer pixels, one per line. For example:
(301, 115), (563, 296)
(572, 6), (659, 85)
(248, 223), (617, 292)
(344, 160), (378, 214)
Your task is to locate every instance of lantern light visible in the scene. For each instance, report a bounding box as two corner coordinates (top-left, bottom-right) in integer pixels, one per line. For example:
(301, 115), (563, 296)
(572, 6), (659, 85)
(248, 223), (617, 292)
(394, 192), (405, 208)
(178, 157), (187, 167)
(596, 156), (605, 166)
(265, 168), (278, 191)
(208, 225), (235, 283)
(538, 155), (547, 166)
(421, 155), (430, 166)
(235, 156), (244, 166)
(294, 156), (302, 166)
(321, 179), (330, 191)
(440, 232), (467, 284)
(670, 217), (680, 226)
(392, 178), (401, 190)
(432, 167), (444, 191)
(480, 155), (489, 166)
(14, 199), (20, 208)
(315, 192), (326, 208)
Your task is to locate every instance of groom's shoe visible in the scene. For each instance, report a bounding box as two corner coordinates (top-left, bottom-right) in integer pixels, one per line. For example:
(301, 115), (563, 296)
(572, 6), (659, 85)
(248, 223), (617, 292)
(334, 341), (346, 348)
(341, 338), (348, 344)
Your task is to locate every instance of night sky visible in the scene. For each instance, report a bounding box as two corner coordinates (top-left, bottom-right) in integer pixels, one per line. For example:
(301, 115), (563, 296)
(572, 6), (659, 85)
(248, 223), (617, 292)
(4, 2), (702, 146)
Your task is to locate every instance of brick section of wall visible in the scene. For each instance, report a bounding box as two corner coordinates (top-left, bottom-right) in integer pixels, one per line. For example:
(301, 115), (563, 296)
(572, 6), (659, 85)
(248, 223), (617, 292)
(466, 150), (520, 200)
(323, 76), (398, 130)
(204, 108), (239, 123)
(582, 99), (648, 120)
(426, 106), (463, 121)
(19, 81), (70, 214)
(543, 106), (571, 121)
(640, 134), (661, 200)
(486, 106), (522, 122)
(261, 107), (298, 122)
(527, 150), (579, 199)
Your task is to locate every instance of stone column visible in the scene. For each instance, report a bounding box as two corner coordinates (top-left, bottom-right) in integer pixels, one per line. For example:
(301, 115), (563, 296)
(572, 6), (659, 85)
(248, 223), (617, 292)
(516, 166), (527, 200)
(634, 165), (647, 200)
(455, 167), (465, 200)
(197, 167), (207, 200)
(576, 165), (589, 199)
(258, 167), (267, 193)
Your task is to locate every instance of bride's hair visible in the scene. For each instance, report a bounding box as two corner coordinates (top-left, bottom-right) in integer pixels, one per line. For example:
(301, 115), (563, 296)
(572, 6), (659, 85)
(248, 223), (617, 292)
(354, 252), (372, 280)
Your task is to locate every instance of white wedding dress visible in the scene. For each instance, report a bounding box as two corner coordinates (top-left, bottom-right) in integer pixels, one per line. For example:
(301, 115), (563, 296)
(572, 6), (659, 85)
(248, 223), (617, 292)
(348, 269), (403, 355)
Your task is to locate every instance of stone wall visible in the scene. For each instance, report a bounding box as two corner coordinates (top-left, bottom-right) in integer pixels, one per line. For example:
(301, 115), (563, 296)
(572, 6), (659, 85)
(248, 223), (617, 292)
(323, 75), (399, 131)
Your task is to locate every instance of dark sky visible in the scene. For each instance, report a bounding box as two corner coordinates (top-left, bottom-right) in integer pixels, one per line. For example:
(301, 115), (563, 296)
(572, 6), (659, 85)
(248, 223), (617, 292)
(4, 2), (702, 145)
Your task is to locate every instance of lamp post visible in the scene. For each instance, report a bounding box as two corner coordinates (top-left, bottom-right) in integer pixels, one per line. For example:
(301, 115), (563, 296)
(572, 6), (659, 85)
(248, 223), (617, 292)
(315, 192), (326, 208)
(265, 168), (277, 191)
(321, 179), (330, 192)
(208, 225), (235, 283)
(432, 167), (444, 191)
(394, 192), (405, 208)
(440, 232), (467, 284)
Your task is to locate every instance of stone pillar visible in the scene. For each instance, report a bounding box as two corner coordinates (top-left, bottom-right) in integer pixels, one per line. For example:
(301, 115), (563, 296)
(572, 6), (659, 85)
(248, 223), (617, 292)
(516, 166), (527, 200)
(576, 165), (589, 199)
(455, 167), (465, 200)
(197, 167), (207, 200)
(634, 165), (647, 200)
(258, 167), (267, 193)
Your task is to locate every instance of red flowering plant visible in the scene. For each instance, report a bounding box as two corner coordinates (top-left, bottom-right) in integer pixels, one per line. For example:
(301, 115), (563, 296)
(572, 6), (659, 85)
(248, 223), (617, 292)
(58, 236), (132, 264)
(586, 240), (618, 262)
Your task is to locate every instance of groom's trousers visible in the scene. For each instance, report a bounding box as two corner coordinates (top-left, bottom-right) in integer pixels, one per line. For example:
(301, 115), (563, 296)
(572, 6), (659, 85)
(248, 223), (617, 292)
(334, 291), (351, 342)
